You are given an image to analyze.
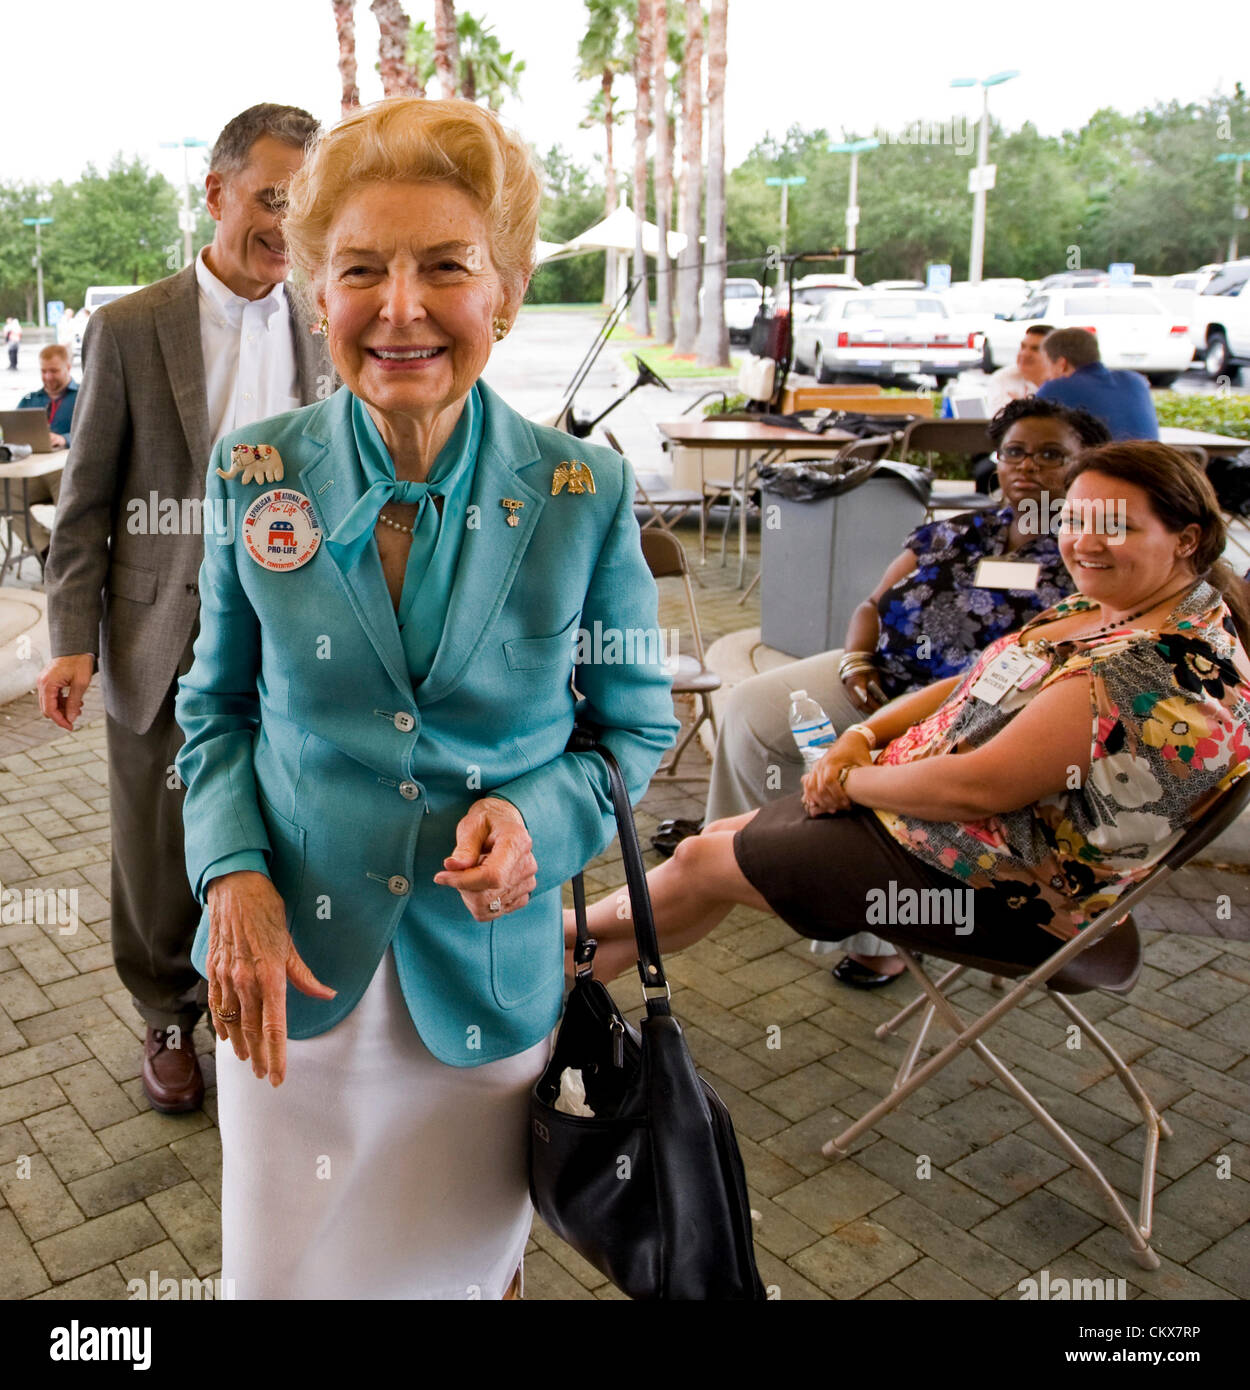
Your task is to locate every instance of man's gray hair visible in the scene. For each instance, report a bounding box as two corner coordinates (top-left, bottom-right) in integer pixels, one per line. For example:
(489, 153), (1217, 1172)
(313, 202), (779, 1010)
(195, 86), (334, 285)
(209, 104), (320, 177)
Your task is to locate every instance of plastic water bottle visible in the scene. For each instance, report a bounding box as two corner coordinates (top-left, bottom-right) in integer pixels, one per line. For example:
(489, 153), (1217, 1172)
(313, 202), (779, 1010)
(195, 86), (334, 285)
(789, 690), (836, 772)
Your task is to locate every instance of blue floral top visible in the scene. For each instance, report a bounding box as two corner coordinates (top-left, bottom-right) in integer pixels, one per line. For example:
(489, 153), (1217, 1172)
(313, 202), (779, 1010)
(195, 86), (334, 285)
(874, 507), (1073, 700)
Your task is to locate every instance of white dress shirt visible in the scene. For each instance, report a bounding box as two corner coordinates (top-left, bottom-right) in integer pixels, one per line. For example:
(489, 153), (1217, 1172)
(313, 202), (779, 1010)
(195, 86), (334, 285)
(984, 365), (1039, 417)
(195, 248), (300, 447)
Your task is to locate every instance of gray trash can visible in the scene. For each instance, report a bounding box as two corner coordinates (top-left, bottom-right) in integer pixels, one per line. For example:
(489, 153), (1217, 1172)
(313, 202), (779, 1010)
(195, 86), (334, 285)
(759, 459), (930, 659)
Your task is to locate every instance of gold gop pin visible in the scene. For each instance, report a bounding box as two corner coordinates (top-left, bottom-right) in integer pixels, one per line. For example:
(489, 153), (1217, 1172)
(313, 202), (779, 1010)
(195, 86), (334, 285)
(500, 498), (525, 527)
(551, 461), (595, 496)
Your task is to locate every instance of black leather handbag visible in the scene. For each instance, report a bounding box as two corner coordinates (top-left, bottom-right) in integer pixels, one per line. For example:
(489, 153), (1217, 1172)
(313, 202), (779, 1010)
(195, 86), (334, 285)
(528, 735), (765, 1301)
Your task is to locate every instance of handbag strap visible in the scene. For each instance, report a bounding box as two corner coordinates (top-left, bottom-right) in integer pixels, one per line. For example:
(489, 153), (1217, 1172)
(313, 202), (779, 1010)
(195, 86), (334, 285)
(567, 728), (671, 1017)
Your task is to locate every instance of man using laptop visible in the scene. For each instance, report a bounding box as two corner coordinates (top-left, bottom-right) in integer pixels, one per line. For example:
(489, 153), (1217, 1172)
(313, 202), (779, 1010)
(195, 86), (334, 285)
(19, 343), (78, 448)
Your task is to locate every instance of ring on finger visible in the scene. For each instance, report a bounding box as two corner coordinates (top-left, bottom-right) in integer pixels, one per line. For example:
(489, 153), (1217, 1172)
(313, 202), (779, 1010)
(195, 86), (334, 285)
(488, 897), (502, 913)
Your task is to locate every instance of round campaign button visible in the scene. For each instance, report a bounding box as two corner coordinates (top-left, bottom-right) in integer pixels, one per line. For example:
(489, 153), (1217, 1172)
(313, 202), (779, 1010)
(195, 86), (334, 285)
(242, 489), (322, 573)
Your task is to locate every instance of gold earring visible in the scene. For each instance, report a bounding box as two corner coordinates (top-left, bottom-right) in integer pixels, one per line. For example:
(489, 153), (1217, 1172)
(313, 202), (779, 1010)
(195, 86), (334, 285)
(315, 315), (328, 336)
(493, 317), (509, 342)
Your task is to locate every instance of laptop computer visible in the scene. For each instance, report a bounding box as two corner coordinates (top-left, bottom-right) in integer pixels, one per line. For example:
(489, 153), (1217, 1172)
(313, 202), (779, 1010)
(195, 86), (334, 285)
(0, 408), (55, 451)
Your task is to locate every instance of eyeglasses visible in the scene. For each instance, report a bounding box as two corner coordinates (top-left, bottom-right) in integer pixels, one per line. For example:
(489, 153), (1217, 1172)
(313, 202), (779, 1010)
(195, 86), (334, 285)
(993, 444), (1073, 470)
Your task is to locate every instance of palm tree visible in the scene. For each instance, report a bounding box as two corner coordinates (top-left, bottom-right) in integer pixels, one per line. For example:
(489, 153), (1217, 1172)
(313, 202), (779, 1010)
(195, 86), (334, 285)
(674, 0), (703, 355)
(630, 0), (653, 337)
(371, 0), (424, 96)
(332, 0), (360, 115)
(695, 0), (728, 366)
(578, 0), (630, 304)
(433, 0), (460, 98)
(410, 12), (525, 109)
(651, 0), (674, 343)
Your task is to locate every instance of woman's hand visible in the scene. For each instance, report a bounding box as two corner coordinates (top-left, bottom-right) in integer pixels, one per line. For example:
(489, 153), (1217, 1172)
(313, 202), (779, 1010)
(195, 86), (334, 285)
(205, 870), (336, 1086)
(434, 796), (538, 921)
(840, 663), (887, 716)
(801, 731), (874, 817)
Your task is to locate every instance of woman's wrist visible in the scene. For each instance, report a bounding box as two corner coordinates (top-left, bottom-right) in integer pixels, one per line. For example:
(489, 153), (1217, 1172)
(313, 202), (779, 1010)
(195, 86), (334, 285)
(844, 721), (877, 751)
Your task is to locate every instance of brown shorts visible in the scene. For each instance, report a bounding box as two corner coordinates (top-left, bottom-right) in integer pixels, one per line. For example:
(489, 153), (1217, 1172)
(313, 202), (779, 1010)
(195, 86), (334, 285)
(733, 797), (1058, 969)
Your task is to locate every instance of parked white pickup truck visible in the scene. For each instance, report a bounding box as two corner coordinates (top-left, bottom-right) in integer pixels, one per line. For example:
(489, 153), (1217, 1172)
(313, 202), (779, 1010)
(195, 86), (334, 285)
(1191, 279), (1250, 380)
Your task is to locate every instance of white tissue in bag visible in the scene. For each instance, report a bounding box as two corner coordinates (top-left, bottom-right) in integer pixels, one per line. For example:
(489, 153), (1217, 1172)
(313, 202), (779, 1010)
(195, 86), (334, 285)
(553, 1067), (596, 1117)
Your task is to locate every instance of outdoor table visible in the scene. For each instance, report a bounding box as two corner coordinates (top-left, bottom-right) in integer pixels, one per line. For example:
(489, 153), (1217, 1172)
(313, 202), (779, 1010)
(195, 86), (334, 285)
(1158, 426), (1248, 462)
(656, 419), (862, 587)
(0, 450), (65, 582)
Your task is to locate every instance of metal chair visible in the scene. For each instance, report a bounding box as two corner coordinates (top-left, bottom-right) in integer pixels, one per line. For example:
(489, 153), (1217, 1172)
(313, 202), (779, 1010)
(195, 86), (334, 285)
(899, 419), (998, 521)
(823, 771), (1250, 1271)
(603, 429), (706, 553)
(639, 528), (721, 779)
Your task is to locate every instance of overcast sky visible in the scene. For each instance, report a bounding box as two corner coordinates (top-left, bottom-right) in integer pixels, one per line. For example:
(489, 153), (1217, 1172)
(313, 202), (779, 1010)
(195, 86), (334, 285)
(4, 0), (1246, 191)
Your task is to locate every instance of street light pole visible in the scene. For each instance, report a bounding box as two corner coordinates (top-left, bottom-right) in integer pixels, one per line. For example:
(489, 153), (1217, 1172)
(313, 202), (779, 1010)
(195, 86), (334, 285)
(22, 217), (54, 328)
(765, 175), (806, 256)
(952, 71), (1019, 285)
(160, 137), (209, 269)
(827, 139), (879, 280)
(1216, 152), (1250, 260)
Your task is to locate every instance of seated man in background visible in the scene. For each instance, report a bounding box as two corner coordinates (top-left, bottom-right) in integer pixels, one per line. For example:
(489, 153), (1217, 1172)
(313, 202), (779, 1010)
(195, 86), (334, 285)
(983, 323), (1052, 416)
(1036, 326), (1159, 441)
(16, 343), (77, 558)
(695, 397), (1111, 987)
(19, 343), (78, 448)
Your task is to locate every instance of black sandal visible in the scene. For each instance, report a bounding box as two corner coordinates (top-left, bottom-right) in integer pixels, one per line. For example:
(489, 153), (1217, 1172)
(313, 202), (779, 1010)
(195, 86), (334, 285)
(651, 818), (702, 857)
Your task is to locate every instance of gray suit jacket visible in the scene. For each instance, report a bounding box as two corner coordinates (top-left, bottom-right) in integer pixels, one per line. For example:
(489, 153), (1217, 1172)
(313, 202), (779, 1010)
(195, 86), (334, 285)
(46, 262), (330, 735)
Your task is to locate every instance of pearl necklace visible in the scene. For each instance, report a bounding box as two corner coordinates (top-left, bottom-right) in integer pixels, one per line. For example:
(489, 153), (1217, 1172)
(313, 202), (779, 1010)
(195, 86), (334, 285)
(377, 507), (415, 536)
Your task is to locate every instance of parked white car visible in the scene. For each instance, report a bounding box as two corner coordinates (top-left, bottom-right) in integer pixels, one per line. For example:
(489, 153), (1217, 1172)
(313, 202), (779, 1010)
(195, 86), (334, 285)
(793, 291), (983, 384)
(941, 278), (1031, 319)
(1191, 278), (1250, 379)
(779, 274), (863, 324)
(702, 277), (765, 344)
(980, 288), (1193, 386)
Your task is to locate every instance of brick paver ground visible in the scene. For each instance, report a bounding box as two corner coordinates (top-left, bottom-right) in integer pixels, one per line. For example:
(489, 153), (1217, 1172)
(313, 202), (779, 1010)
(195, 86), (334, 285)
(0, 525), (1247, 1301)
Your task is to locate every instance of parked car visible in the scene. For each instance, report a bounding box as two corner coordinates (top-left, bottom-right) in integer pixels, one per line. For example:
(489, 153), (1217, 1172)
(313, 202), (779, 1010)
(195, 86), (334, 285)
(777, 273), (863, 323)
(980, 288), (1192, 386)
(868, 279), (927, 292)
(1037, 269), (1110, 290)
(700, 277), (766, 344)
(1172, 260), (1250, 298)
(1191, 277), (1250, 380)
(941, 278), (1031, 319)
(793, 290), (983, 385)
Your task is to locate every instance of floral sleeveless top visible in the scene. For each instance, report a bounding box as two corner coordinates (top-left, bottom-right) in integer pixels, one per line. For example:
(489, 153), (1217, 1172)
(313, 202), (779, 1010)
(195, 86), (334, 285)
(874, 581), (1250, 940)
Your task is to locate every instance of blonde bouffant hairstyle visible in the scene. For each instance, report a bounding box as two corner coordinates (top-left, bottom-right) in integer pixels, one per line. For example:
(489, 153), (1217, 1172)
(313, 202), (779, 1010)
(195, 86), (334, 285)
(281, 97), (541, 300)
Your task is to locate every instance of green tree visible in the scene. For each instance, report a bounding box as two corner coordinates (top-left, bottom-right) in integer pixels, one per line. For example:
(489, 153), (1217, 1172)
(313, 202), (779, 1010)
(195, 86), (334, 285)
(42, 156), (181, 308)
(528, 145), (606, 305)
(408, 11), (525, 108)
(0, 182), (48, 319)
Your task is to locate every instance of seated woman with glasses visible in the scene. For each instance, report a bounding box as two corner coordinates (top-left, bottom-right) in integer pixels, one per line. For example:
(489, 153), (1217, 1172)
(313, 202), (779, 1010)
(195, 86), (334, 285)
(698, 397), (1111, 986)
(581, 443), (1250, 983)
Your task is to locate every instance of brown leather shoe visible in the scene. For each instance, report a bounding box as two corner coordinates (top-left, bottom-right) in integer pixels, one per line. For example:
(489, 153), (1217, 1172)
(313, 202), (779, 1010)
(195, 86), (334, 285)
(142, 1027), (205, 1113)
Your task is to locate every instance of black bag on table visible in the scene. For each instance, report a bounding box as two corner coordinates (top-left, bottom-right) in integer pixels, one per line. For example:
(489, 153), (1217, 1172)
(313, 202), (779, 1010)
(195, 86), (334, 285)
(528, 733), (765, 1301)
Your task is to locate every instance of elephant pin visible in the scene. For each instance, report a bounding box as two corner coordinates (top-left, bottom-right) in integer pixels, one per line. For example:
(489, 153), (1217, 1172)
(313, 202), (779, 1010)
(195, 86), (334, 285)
(217, 444), (284, 485)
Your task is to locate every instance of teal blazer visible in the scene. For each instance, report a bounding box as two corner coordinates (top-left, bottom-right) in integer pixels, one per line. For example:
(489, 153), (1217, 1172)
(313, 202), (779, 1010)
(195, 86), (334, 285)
(175, 381), (678, 1065)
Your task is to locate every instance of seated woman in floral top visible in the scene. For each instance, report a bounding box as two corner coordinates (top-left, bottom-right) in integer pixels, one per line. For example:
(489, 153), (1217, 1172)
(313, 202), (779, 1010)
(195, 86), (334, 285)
(579, 442), (1250, 977)
(701, 397), (1111, 986)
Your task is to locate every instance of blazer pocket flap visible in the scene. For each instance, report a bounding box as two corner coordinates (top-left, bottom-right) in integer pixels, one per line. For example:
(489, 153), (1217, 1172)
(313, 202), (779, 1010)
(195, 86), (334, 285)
(504, 617), (578, 672)
(108, 562), (158, 605)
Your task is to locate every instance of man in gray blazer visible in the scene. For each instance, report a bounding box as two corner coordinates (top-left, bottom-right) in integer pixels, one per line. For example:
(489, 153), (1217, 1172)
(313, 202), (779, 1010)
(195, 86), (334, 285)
(36, 104), (331, 1113)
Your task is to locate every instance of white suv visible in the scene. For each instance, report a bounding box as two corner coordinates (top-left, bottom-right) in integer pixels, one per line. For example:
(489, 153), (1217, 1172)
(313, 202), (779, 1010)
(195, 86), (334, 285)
(1196, 279), (1250, 380)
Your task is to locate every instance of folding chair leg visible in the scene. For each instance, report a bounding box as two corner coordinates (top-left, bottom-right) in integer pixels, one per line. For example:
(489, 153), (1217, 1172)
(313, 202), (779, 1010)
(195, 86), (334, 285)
(823, 947), (1162, 1270)
(657, 695), (715, 779)
(875, 963), (967, 1039)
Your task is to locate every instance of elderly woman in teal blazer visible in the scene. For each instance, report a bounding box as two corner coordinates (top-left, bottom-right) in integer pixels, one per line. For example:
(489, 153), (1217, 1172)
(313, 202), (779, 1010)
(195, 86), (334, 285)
(174, 98), (676, 1300)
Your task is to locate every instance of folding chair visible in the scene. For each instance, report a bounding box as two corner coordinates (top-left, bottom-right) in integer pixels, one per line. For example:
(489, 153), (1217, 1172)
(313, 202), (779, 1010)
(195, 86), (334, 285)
(899, 419), (998, 522)
(602, 429), (706, 555)
(639, 528), (721, 778)
(822, 771), (1250, 1271)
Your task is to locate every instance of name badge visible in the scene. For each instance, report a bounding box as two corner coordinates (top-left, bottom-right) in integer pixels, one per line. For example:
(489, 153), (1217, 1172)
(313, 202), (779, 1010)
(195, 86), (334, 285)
(970, 646), (1049, 705)
(975, 559), (1041, 591)
(242, 489), (322, 572)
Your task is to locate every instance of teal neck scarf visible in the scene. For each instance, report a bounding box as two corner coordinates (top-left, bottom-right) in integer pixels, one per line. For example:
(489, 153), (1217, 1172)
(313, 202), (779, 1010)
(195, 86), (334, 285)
(326, 390), (479, 577)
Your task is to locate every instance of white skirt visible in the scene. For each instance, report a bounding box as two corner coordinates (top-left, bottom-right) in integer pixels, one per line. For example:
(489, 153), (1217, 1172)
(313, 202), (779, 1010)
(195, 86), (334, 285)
(215, 947), (550, 1299)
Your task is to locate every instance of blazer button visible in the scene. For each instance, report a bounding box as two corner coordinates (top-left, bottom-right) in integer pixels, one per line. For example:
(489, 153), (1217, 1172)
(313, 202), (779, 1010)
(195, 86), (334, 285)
(399, 781), (420, 800)
(393, 711), (415, 733)
(387, 875), (411, 895)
